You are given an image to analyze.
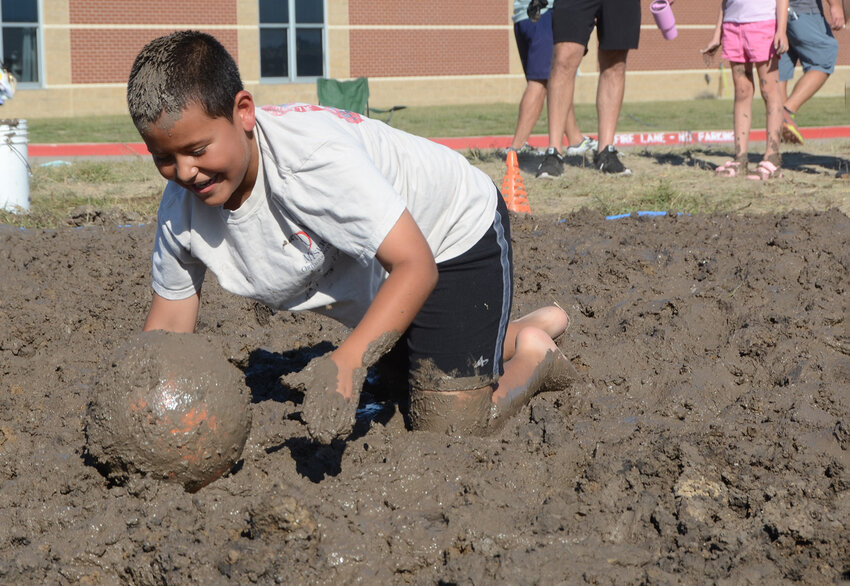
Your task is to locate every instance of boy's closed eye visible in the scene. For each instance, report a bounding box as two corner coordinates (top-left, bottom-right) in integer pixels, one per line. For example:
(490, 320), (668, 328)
(151, 146), (206, 164)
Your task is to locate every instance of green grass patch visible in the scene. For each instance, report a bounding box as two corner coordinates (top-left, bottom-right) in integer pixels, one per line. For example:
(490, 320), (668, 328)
(24, 97), (848, 143)
(27, 115), (141, 144)
(1, 160), (162, 229)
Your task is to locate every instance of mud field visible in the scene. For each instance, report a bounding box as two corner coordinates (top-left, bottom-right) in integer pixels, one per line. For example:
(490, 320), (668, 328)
(0, 208), (848, 584)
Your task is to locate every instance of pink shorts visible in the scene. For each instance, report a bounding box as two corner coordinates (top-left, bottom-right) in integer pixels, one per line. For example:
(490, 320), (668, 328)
(721, 20), (778, 63)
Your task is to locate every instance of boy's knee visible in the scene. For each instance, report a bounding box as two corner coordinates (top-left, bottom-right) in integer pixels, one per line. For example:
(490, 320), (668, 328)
(540, 305), (569, 336)
(515, 327), (558, 359)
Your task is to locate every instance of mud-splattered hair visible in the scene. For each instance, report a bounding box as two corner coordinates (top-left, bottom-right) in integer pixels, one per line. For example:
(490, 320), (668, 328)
(127, 30), (243, 133)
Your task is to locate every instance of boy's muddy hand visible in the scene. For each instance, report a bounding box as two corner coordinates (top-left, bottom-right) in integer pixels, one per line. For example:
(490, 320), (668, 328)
(282, 355), (365, 444)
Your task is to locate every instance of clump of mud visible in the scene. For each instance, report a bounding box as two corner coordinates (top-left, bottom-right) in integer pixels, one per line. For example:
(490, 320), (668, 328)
(85, 331), (252, 492)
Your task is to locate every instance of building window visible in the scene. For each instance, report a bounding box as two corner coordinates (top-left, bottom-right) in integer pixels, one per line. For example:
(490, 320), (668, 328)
(259, 0), (324, 82)
(0, 0), (40, 85)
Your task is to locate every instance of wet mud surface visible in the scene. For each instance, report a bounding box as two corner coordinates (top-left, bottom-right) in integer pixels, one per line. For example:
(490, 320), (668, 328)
(1, 209), (848, 584)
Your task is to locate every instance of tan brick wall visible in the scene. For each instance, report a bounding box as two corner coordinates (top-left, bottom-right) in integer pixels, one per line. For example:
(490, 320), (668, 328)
(1, 0), (848, 120)
(349, 0), (506, 26)
(69, 0), (236, 24)
(69, 28), (239, 84)
(631, 30), (712, 72)
(645, 3), (721, 25)
(350, 30), (509, 78)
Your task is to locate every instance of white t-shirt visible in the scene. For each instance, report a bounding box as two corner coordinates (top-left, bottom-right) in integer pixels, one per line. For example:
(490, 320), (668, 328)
(151, 104), (498, 327)
(723, 0), (777, 23)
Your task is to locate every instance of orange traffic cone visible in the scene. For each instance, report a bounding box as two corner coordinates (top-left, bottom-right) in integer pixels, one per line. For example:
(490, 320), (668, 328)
(500, 150), (531, 214)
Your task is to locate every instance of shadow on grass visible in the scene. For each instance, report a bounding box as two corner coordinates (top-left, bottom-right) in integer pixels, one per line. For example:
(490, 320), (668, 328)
(491, 150), (596, 176)
(640, 147), (850, 176)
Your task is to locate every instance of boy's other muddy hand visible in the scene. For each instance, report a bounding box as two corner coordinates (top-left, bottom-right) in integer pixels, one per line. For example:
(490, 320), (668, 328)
(282, 354), (366, 444)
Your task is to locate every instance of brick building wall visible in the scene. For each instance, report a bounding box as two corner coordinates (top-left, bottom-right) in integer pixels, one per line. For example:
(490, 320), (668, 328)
(68, 0), (236, 24)
(2, 0), (848, 120)
(69, 29), (240, 84)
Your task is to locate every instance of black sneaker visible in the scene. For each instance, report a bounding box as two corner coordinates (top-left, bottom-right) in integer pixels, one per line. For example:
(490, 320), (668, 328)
(593, 145), (632, 175)
(535, 147), (564, 178)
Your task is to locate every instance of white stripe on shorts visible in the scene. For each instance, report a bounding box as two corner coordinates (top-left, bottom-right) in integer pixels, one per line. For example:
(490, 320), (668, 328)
(492, 204), (512, 378)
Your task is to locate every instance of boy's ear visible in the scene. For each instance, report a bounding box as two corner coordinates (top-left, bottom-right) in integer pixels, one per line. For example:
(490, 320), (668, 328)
(234, 90), (256, 132)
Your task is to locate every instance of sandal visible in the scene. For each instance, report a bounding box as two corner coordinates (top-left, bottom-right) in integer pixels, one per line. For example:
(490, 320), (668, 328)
(747, 160), (783, 181)
(715, 160), (747, 177)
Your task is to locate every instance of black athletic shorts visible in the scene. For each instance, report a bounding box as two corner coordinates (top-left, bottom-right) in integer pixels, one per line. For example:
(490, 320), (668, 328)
(552, 0), (641, 51)
(405, 189), (513, 392)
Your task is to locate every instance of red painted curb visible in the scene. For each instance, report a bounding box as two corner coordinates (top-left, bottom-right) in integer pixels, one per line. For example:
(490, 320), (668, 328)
(430, 125), (850, 150)
(29, 142), (149, 157)
(28, 125), (850, 157)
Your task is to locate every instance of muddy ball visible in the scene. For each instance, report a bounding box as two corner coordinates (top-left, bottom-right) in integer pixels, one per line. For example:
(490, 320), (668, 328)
(86, 331), (252, 492)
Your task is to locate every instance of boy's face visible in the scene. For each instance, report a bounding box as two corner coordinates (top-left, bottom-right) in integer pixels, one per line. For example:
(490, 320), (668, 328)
(141, 91), (259, 211)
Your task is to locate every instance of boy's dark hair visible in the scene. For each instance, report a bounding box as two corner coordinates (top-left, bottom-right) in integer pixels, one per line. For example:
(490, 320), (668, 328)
(127, 30), (243, 133)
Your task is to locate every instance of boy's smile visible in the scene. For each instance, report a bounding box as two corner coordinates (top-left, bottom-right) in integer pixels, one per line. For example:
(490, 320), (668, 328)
(142, 91), (259, 211)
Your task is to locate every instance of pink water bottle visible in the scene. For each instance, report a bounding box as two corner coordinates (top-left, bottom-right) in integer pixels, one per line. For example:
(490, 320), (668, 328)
(651, 0), (678, 40)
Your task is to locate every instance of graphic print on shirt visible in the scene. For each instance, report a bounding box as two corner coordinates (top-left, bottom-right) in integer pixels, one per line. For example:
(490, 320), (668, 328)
(261, 104), (363, 124)
(288, 229), (329, 275)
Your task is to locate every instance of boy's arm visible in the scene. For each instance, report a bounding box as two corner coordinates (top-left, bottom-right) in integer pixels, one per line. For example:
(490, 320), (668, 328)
(143, 291), (201, 333)
(330, 209), (438, 399)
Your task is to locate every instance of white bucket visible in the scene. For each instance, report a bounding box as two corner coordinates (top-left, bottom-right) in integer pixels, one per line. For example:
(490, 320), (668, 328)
(0, 119), (30, 213)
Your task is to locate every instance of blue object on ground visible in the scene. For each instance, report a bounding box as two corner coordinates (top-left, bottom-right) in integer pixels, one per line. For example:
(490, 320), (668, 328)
(605, 211), (684, 220)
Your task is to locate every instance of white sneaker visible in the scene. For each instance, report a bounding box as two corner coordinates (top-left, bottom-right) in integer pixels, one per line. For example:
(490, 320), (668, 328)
(565, 136), (598, 157)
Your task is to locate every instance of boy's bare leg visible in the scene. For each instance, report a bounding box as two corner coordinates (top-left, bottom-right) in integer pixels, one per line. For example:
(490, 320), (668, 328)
(407, 384), (494, 435)
(489, 323), (578, 424)
(502, 305), (569, 360)
(408, 305), (576, 434)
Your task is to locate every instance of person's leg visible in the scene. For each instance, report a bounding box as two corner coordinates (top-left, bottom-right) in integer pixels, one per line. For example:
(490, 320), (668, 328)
(595, 49), (629, 151)
(784, 69), (829, 113)
(511, 80), (548, 150)
(589, 0), (639, 173)
(405, 192), (513, 434)
(563, 103), (584, 148)
(547, 42), (585, 152)
(537, 0), (597, 177)
(490, 308), (577, 423)
(502, 305), (569, 360)
(783, 12), (839, 114)
(731, 62), (755, 164)
(405, 194), (577, 433)
(421, 305), (576, 429)
(511, 12), (555, 150)
(757, 57), (783, 165)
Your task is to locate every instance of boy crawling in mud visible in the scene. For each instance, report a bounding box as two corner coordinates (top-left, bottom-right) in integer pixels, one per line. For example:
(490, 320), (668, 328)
(128, 31), (576, 441)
